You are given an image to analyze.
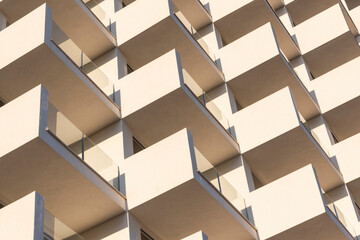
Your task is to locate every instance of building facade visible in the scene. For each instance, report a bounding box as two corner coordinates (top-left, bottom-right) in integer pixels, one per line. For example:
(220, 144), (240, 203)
(0, 0), (360, 239)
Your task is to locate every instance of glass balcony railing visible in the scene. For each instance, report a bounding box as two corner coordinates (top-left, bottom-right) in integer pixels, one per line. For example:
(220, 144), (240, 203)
(82, 0), (113, 35)
(44, 210), (84, 240)
(172, 3), (221, 70)
(47, 103), (120, 191)
(323, 193), (359, 239)
(298, 112), (341, 172)
(51, 22), (115, 103)
(194, 147), (251, 223)
(196, 0), (211, 16)
(182, 69), (233, 137)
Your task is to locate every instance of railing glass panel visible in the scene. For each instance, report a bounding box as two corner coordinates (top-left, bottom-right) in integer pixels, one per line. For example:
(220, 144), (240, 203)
(82, 0), (113, 33)
(194, 147), (249, 221)
(182, 69), (232, 135)
(47, 103), (120, 191)
(172, 3), (219, 69)
(51, 22), (115, 102)
(323, 193), (358, 239)
(44, 210), (84, 240)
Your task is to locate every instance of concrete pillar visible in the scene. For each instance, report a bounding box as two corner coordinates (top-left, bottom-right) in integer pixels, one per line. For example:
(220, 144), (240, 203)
(0, 11), (7, 31)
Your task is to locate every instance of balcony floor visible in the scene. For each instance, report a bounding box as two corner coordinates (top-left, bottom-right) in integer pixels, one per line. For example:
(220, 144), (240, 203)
(244, 126), (343, 191)
(123, 87), (239, 166)
(0, 135), (125, 233)
(268, 211), (352, 240)
(118, 15), (224, 92)
(227, 55), (319, 120)
(0, 0), (115, 59)
(130, 178), (256, 240)
(0, 42), (120, 135)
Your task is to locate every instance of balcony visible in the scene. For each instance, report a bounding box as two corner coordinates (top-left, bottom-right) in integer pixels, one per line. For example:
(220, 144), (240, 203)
(331, 133), (360, 206)
(231, 87), (343, 191)
(118, 50), (239, 165)
(284, 0), (339, 25)
(123, 129), (257, 240)
(0, 85), (126, 233)
(212, 0), (300, 60)
(0, 0), (114, 59)
(115, 0), (223, 92)
(249, 165), (356, 240)
(294, 3), (360, 78)
(312, 57), (360, 141)
(0, 4), (120, 136)
(219, 23), (319, 120)
(0, 192), (85, 239)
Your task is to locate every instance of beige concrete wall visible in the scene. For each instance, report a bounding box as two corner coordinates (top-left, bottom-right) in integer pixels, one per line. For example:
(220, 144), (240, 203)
(326, 185), (360, 234)
(115, 0), (171, 45)
(123, 128), (195, 209)
(93, 48), (128, 86)
(249, 165), (326, 239)
(208, 0), (252, 22)
(0, 85), (44, 157)
(117, 50), (182, 117)
(0, 192), (44, 240)
(312, 57), (360, 113)
(230, 87), (300, 153)
(307, 115), (336, 150)
(218, 23), (279, 81)
(206, 83), (237, 118)
(0, 4), (51, 71)
(197, 23), (223, 53)
(294, 4), (353, 54)
(289, 56), (314, 93)
(215, 155), (255, 198)
(331, 133), (360, 184)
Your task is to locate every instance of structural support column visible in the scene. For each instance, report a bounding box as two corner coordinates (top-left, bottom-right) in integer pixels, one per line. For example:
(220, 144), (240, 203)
(0, 11), (7, 31)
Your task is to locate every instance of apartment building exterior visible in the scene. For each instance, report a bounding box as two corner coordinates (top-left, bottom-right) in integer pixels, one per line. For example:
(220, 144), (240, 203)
(0, 0), (359, 239)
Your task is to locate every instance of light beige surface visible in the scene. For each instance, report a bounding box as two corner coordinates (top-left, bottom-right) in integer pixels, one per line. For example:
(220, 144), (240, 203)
(212, 0), (300, 60)
(331, 133), (360, 205)
(0, 192), (44, 240)
(0, 0), (115, 60)
(115, 0), (224, 92)
(231, 87), (343, 191)
(182, 231), (208, 240)
(118, 50), (239, 165)
(284, 0), (339, 25)
(219, 23), (319, 119)
(312, 57), (360, 141)
(0, 86), (125, 233)
(249, 165), (351, 240)
(294, 3), (360, 77)
(124, 129), (257, 240)
(0, 4), (120, 136)
(173, 0), (211, 30)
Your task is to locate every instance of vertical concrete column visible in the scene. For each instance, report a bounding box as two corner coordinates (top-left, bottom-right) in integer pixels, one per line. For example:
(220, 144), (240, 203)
(0, 11), (7, 31)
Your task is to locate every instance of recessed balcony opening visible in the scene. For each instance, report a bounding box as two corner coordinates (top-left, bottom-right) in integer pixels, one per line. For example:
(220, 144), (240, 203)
(194, 146), (250, 222)
(172, 2), (218, 69)
(51, 22), (115, 103)
(47, 102), (120, 192)
(125, 129), (256, 239)
(322, 193), (358, 239)
(82, 0), (113, 34)
(182, 68), (232, 136)
(43, 209), (84, 240)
